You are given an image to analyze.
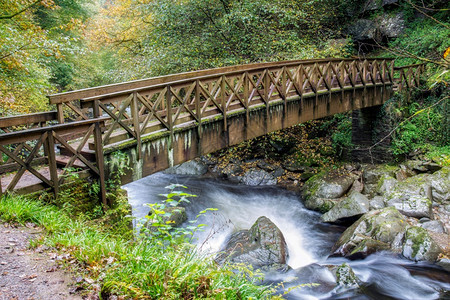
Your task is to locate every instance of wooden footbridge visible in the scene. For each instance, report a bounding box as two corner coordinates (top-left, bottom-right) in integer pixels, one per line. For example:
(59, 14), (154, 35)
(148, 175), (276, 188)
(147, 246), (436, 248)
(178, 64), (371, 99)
(0, 58), (423, 205)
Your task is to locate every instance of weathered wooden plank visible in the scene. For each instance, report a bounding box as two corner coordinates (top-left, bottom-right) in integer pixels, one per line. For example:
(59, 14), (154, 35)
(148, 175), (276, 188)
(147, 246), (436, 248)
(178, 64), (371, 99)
(0, 111), (57, 128)
(0, 118), (108, 146)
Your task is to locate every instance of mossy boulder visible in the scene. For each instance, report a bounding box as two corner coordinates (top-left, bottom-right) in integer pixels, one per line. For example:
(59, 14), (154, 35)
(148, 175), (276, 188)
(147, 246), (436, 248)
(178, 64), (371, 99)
(375, 175), (398, 196)
(402, 226), (443, 262)
(321, 191), (370, 223)
(335, 263), (360, 289)
(361, 165), (398, 197)
(302, 171), (357, 213)
(363, 165), (399, 185)
(217, 216), (288, 271)
(332, 207), (408, 257)
(384, 174), (433, 218)
(428, 167), (450, 205)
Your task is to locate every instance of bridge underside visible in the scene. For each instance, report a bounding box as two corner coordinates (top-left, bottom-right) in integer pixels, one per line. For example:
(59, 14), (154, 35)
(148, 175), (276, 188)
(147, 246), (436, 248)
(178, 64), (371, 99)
(108, 84), (392, 184)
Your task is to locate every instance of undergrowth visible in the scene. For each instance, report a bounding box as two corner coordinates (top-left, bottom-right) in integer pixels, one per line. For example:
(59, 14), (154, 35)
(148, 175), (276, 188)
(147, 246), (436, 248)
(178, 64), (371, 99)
(0, 193), (277, 299)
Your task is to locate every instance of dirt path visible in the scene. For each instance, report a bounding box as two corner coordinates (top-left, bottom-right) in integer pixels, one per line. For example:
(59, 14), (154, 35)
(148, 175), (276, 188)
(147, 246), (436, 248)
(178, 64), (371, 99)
(0, 224), (81, 300)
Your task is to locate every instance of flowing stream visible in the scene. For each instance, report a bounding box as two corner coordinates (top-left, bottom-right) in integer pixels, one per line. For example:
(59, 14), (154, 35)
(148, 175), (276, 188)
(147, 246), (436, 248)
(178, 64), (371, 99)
(124, 173), (450, 299)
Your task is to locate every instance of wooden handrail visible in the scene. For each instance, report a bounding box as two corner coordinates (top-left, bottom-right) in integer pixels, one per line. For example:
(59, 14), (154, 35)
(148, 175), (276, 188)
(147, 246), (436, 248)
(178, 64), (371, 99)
(0, 111), (58, 128)
(394, 64), (425, 70)
(0, 117), (108, 145)
(48, 58), (395, 104)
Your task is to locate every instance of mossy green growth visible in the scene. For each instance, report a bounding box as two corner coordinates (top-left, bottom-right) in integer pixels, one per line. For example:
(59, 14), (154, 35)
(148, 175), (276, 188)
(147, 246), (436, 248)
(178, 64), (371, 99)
(405, 226), (431, 258)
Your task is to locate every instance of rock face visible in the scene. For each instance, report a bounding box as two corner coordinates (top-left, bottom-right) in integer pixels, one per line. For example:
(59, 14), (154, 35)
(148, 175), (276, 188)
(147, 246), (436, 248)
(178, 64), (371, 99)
(332, 207), (408, 257)
(321, 192), (370, 223)
(335, 263), (360, 289)
(347, 12), (405, 43)
(383, 174), (433, 218)
(217, 216), (288, 271)
(164, 159), (208, 176)
(402, 226), (443, 262)
(240, 168), (277, 186)
(428, 167), (450, 204)
(302, 172), (357, 213)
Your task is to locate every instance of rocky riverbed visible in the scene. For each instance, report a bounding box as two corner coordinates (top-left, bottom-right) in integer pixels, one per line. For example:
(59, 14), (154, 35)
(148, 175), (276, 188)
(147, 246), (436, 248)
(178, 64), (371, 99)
(163, 155), (450, 274)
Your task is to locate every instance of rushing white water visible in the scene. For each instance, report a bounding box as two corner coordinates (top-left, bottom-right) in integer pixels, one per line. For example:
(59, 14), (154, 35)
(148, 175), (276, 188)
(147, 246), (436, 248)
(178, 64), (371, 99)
(124, 172), (450, 299)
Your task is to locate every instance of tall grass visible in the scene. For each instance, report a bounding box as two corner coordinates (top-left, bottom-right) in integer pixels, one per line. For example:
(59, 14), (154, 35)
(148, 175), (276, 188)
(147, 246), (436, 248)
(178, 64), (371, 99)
(0, 195), (276, 299)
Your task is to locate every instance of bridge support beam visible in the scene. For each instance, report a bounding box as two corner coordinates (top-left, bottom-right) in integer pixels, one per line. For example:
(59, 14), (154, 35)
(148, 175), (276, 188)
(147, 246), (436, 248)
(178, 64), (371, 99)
(351, 105), (392, 163)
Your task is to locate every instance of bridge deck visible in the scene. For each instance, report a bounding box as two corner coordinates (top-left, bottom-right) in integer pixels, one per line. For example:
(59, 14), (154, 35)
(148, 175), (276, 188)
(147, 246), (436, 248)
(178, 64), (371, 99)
(0, 59), (424, 205)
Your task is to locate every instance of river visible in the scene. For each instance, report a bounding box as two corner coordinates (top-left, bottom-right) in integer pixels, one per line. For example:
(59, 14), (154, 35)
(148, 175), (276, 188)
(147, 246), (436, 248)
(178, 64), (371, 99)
(124, 172), (450, 299)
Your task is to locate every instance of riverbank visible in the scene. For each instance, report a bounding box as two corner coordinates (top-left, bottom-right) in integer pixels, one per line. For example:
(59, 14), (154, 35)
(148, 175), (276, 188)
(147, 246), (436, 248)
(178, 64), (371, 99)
(164, 139), (450, 270)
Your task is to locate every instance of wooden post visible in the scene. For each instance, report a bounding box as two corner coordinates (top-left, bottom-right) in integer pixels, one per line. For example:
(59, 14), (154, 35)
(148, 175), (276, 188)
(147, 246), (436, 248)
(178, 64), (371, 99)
(195, 80), (202, 155)
(166, 86), (173, 154)
(93, 100), (107, 208)
(46, 131), (59, 197)
(131, 92), (141, 161)
(56, 103), (64, 124)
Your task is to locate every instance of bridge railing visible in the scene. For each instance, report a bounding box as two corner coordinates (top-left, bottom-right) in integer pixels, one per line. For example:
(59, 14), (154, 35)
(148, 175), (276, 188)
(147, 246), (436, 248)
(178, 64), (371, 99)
(47, 58), (396, 152)
(393, 64), (425, 92)
(0, 58), (426, 200)
(0, 117), (108, 204)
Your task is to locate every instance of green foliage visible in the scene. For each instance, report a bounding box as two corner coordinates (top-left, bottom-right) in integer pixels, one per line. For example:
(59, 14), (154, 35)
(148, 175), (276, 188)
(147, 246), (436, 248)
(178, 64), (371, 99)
(142, 184), (217, 246)
(0, 194), (273, 299)
(81, 0), (349, 83)
(321, 113), (354, 158)
(390, 85), (449, 158)
(389, 14), (449, 67)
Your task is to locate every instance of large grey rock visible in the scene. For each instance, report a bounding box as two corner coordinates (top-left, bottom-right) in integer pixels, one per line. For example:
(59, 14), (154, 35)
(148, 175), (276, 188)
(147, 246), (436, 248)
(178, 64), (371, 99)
(332, 207), (408, 257)
(428, 167), (450, 204)
(321, 192), (370, 223)
(378, 12), (405, 38)
(302, 172), (357, 213)
(402, 226), (443, 262)
(437, 258), (450, 272)
(217, 216), (288, 271)
(384, 174), (433, 218)
(369, 196), (386, 210)
(304, 197), (337, 214)
(420, 220), (446, 234)
(347, 19), (376, 41)
(164, 159), (208, 175)
(363, 165), (398, 185)
(362, 0), (399, 12)
(240, 168), (277, 186)
(376, 175), (398, 195)
(347, 12), (404, 42)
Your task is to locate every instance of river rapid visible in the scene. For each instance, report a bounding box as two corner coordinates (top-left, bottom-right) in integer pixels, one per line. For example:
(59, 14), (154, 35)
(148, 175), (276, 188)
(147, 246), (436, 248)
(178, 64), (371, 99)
(124, 172), (450, 300)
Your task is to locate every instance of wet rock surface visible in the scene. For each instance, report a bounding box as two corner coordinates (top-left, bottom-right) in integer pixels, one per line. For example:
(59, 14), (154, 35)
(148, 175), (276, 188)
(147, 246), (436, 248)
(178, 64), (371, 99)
(321, 191), (370, 224)
(332, 207), (408, 257)
(217, 216), (288, 271)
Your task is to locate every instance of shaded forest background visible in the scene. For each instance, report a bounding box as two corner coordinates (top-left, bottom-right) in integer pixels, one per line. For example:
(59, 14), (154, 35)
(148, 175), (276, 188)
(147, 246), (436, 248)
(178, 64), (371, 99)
(1, 0), (448, 116)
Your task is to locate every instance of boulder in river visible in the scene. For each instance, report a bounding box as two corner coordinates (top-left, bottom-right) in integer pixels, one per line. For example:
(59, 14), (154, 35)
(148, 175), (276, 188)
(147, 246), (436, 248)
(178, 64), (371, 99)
(335, 263), (360, 289)
(402, 226), (443, 262)
(302, 171), (357, 213)
(384, 174), (433, 218)
(164, 159), (208, 176)
(217, 216), (288, 271)
(240, 168), (277, 186)
(321, 191), (370, 224)
(332, 207), (408, 257)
